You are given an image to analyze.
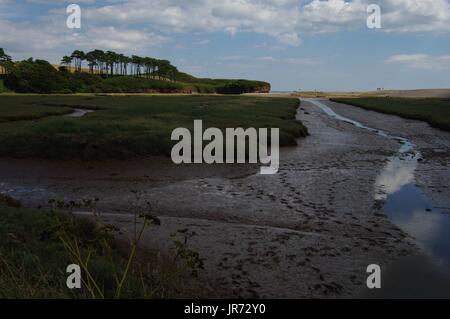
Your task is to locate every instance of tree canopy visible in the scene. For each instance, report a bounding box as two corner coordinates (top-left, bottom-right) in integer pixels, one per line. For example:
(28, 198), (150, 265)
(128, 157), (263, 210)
(0, 48), (13, 74)
(1, 48), (270, 94)
(62, 49), (179, 81)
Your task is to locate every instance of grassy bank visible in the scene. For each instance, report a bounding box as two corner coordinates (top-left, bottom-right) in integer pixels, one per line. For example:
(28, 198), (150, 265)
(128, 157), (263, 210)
(331, 97), (450, 132)
(0, 79), (8, 93)
(0, 95), (307, 159)
(0, 103), (72, 122)
(0, 195), (197, 298)
(175, 72), (270, 94)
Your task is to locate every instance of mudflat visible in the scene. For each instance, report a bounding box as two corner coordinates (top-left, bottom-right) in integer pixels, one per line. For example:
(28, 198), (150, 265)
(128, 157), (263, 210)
(1, 99), (449, 298)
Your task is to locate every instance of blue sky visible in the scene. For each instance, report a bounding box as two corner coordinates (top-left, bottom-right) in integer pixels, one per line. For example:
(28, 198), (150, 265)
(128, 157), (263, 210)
(1, 0), (449, 91)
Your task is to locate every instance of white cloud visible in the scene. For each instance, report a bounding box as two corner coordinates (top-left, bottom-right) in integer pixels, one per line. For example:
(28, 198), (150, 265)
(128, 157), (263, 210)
(0, 18), (167, 61)
(278, 32), (301, 46)
(1, 0), (450, 59)
(82, 26), (168, 51)
(83, 0), (450, 46)
(381, 0), (450, 32)
(0, 19), (68, 53)
(385, 54), (450, 70)
(257, 56), (277, 61)
(26, 0), (95, 3)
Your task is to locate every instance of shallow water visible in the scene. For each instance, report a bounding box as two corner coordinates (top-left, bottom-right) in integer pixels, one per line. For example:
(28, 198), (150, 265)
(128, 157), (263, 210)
(64, 108), (95, 118)
(306, 98), (450, 297)
(306, 99), (450, 270)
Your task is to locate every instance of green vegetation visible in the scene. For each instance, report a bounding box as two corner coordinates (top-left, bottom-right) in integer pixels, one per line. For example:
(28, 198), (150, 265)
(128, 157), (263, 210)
(0, 48), (12, 75)
(101, 76), (185, 93)
(0, 194), (204, 298)
(4, 59), (186, 94)
(0, 79), (8, 93)
(175, 72), (270, 94)
(1, 48), (270, 94)
(331, 97), (450, 132)
(0, 196), (162, 298)
(62, 49), (179, 79)
(0, 95), (307, 159)
(0, 103), (72, 122)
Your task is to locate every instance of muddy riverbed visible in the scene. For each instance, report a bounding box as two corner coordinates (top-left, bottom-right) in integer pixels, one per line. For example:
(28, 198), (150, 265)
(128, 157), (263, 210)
(1, 99), (449, 298)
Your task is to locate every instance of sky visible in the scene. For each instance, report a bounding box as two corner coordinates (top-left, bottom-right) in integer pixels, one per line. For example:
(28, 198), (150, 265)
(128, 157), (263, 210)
(0, 0), (449, 91)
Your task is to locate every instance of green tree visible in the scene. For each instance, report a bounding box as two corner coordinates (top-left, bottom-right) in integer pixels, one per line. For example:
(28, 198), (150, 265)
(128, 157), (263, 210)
(70, 50), (85, 72)
(5, 59), (64, 93)
(123, 55), (131, 76)
(131, 55), (144, 77)
(85, 51), (97, 74)
(105, 51), (118, 76)
(0, 48), (12, 74)
(157, 59), (172, 80)
(61, 56), (73, 69)
(90, 49), (105, 74)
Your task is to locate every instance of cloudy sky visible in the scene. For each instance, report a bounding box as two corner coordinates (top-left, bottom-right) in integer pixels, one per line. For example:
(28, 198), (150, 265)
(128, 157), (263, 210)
(1, 0), (449, 91)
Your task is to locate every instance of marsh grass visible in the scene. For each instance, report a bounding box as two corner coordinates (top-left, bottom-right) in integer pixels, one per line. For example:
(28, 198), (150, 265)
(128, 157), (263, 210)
(0, 95), (307, 159)
(332, 97), (450, 132)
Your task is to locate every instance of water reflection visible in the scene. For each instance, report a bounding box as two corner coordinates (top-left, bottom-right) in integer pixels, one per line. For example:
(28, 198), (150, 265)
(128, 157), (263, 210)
(306, 98), (450, 271)
(64, 108), (95, 118)
(374, 153), (418, 201)
(384, 183), (450, 270)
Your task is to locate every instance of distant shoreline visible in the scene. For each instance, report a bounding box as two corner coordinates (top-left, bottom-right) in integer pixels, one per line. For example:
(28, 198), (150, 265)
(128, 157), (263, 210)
(288, 88), (450, 99)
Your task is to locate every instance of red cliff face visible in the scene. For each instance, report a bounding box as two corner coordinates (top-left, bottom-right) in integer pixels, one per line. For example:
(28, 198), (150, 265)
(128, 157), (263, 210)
(253, 84), (271, 93)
